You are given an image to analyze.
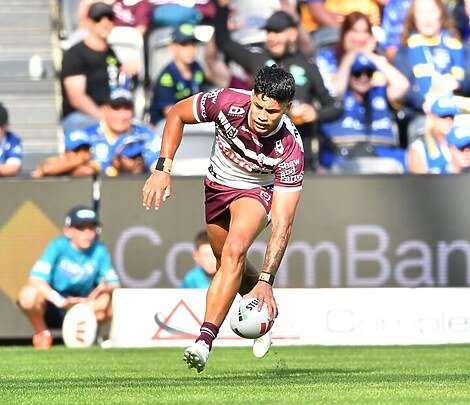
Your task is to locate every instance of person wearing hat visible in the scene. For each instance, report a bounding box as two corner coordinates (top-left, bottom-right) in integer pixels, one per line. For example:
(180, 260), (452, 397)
(0, 102), (22, 177)
(60, 2), (139, 134)
(18, 206), (120, 349)
(214, 0), (342, 172)
(447, 126), (470, 173)
(108, 138), (146, 176)
(31, 130), (100, 178)
(319, 52), (409, 172)
(407, 96), (459, 174)
(71, 87), (160, 176)
(149, 23), (210, 126)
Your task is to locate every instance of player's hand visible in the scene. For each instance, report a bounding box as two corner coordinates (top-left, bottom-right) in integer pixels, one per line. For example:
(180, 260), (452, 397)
(87, 283), (106, 301)
(142, 170), (171, 210)
(63, 296), (86, 309)
(244, 282), (278, 321)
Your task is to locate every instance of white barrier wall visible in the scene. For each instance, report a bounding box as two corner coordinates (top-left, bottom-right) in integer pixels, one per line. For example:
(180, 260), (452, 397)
(110, 288), (470, 347)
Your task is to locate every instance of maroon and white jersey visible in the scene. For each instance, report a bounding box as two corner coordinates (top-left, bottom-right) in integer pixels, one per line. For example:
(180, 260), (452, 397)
(193, 88), (304, 191)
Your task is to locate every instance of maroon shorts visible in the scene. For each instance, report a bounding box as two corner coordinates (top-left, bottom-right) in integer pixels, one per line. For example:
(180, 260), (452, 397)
(204, 178), (273, 223)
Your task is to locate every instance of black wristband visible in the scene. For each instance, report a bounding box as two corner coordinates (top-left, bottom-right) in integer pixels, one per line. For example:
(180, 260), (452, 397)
(258, 272), (275, 286)
(155, 157), (172, 174)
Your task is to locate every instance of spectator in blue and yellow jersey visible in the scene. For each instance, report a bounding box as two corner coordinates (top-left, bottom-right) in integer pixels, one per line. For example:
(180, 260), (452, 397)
(0, 102), (22, 177)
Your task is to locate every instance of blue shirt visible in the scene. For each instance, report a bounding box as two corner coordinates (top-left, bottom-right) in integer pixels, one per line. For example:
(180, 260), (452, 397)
(30, 235), (120, 297)
(149, 61), (206, 125)
(65, 122), (159, 175)
(180, 267), (211, 289)
(0, 131), (22, 165)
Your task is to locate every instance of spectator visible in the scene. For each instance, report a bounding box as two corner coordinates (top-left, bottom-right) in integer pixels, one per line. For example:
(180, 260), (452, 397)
(180, 230), (217, 288)
(299, 0), (383, 41)
(149, 23), (210, 126)
(108, 139), (146, 176)
(380, 0), (411, 62)
(78, 0), (151, 36)
(215, 0), (342, 172)
(319, 53), (409, 171)
(447, 125), (470, 173)
(0, 102), (22, 177)
(407, 96), (458, 174)
(17, 206), (120, 349)
(316, 11), (378, 97)
(67, 88), (160, 176)
(393, 0), (465, 145)
(31, 131), (100, 178)
(60, 2), (138, 134)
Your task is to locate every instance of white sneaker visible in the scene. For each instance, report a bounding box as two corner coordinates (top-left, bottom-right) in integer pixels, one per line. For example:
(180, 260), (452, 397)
(183, 340), (210, 373)
(253, 331), (272, 358)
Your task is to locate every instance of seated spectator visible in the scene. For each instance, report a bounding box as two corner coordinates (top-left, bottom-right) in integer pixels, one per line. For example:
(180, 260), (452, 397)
(316, 11), (378, 97)
(67, 88), (160, 176)
(17, 206), (120, 349)
(380, 0), (411, 62)
(61, 2), (139, 134)
(407, 97), (458, 174)
(215, 1), (343, 171)
(0, 102), (22, 177)
(180, 230), (217, 289)
(107, 140), (146, 176)
(149, 23), (211, 126)
(393, 0), (465, 145)
(447, 125), (470, 173)
(319, 53), (409, 171)
(31, 131), (99, 178)
(299, 0), (382, 42)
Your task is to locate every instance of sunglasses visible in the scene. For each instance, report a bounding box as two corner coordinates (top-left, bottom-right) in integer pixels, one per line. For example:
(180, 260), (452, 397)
(458, 144), (470, 151)
(351, 69), (374, 78)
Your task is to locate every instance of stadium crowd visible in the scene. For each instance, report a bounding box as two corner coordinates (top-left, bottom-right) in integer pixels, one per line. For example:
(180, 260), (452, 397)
(3, 0), (470, 177)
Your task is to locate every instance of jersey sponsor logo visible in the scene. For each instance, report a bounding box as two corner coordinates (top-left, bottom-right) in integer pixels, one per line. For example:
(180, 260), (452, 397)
(217, 111), (239, 139)
(280, 171), (303, 184)
(228, 106), (245, 116)
(278, 158), (300, 169)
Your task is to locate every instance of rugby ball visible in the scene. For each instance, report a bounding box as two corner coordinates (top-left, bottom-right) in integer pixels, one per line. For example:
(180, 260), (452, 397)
(62, 303), (98, 348)
(230, 297), (274, 339)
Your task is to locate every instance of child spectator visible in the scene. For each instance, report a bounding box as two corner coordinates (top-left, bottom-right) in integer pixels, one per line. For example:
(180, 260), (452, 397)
(149, 23), (210, 126)
(180, 230), (217, 289)
(447, 126), (470, 173)
(0, 102), (22, 177)
(31, 131), (99, 178)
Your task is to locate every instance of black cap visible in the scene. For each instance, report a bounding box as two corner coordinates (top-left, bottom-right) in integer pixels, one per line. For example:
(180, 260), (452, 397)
(0, 103), (8, 126)
(65, 206), (100, 228)
(88, 2), (114, 21)
(262, 11), (297, 33)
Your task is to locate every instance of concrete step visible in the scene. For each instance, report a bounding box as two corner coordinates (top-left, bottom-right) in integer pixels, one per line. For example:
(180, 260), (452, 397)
(0, 58), (56, 78)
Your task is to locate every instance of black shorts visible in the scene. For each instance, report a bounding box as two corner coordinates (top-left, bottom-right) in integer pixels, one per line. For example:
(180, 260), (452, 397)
(45, 302), (68, 328)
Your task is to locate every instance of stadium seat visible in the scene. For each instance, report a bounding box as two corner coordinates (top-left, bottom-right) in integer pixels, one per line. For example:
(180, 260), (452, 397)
(154, 120), (215, 176)
(61, 0), (82, 39)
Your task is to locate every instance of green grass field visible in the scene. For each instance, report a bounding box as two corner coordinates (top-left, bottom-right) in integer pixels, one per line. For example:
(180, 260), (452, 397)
(1, 344), (470, 404)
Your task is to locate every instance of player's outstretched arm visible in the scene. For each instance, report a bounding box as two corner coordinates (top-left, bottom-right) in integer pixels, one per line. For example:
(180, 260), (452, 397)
(142, 96), (199, 210)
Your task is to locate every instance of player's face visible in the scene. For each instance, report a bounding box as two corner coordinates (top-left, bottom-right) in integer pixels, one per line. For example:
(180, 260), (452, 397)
(66, 224), (97, 250)
(104, 105), (133, 134)
(249, 92), (291, 136)
(193, 243), (217, 276)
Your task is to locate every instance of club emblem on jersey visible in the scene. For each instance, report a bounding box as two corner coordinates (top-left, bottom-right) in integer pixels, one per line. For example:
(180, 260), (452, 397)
(275, 140), (284, 154)
(228, 106), (245, 116)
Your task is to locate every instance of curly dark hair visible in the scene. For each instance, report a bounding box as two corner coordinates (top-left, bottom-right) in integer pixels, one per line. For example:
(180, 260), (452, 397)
(253, 65), (295, 103)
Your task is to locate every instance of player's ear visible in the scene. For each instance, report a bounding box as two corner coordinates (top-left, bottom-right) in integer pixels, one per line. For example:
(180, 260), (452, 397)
(285, 100), (293, 112)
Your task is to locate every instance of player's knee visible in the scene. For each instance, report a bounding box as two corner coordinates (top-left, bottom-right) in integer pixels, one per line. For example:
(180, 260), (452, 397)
(222, 239), (249, 269)
(18, 285), (41, 310)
